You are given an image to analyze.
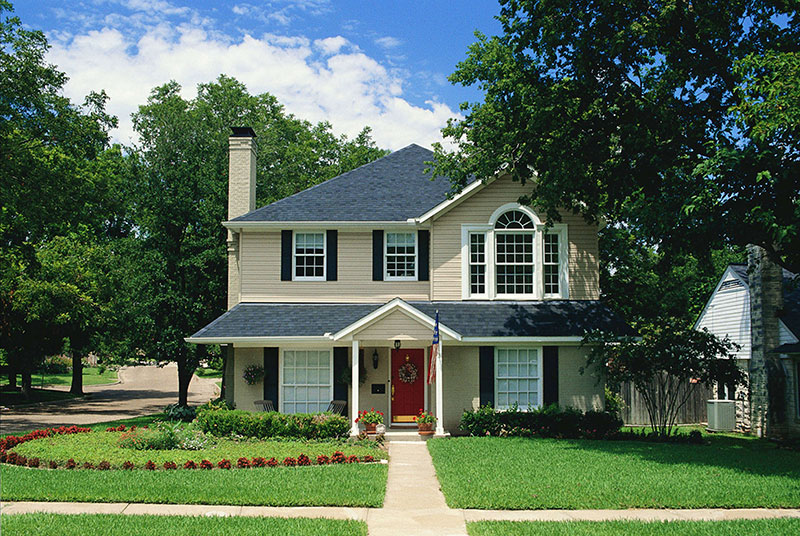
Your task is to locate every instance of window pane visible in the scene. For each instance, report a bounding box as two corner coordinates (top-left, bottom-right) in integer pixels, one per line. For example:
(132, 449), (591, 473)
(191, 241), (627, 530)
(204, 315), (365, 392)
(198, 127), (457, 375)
(543, 233), (560, 294)
(294, 233), (325, 279)
(496, 233), (534, 295)
(282, 350), (332, 414)
(386, 232), (416, 278)
(495, 348), (540, 410)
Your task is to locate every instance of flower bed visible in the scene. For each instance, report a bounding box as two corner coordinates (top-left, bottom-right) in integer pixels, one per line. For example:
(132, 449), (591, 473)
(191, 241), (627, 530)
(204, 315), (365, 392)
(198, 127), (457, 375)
(0, 425), (92, 453)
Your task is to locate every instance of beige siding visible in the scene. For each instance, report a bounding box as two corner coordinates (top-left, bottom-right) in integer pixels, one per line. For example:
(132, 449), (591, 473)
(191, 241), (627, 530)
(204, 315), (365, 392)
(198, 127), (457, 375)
(439, 345), (480, 433)
(232, 347), (264, 411)
(431, 174), (600, 300)
(357, 346), (391, 419)
(558, 346), (604, 411)
(240, 231), (430, 302)
(355, 310), (435, 341)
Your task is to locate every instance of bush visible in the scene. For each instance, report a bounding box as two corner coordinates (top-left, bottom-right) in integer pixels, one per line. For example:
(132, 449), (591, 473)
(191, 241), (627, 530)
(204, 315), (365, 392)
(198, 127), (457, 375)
(122, 461), (135, 470)
(97, 461), (111, 470)
(27, 457), (40, 468)
(66, 458), (76, 469)
(317, 454), (329, 465)
(48, 460), (58, 469)
(196, 398), (232, 413)
(283, 457), (297, 467)
(117, 422), (213, 451)
(297, 454), (311, 466)
(237, 457), (250, 468)
(38, 355), (71, 374)
(200, 460), (213, 470)
(459, 404), (623, 439)
(195, 409), (349, 439)
(217, 459), (231, 469)
(252, 457), (267, 467)
(163, 461), (178, 470)
(330, 451), (346, 464)
(144, 460), (156, 470)
(163, 403), (196, 422)
(183, 460), (197, 469)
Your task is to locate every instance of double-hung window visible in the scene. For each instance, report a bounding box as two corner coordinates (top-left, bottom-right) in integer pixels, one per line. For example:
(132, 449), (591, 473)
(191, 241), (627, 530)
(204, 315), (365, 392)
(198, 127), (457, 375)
(543, 233), (560, 296)
(495, 210), (535, 296)
(495, 348), (541, 411)
(469, 232), (487, 296)
(385, 232), (416, 280)
(294, 232), (325, 280)
(281, 350), (332, 414)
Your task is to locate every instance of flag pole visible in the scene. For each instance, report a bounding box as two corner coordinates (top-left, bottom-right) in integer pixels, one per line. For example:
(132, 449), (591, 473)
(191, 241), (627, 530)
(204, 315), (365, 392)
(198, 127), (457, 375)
(434, 310), (444, 435)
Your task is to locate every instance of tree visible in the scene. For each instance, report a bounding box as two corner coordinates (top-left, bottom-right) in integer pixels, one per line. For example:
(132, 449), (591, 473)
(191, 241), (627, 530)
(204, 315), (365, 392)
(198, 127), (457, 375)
(584, 324), (745, 436)
(432, 0), (799, 273)
(126, 76), (386, 406)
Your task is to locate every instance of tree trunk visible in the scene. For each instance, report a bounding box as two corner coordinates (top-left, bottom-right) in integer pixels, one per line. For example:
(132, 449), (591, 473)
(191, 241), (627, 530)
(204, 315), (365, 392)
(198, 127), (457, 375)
(21, 368), (32, 399)
(70, 352), (83, 395)
(7, 363), (17, 390)
(177, 358), (195, 407)
(219, 346), (228, 400)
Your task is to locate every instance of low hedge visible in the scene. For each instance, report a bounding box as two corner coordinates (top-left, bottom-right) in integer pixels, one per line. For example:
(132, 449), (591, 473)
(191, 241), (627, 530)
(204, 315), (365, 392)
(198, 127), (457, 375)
(196, 409), (349, 439)
(460, 404), (622, 439)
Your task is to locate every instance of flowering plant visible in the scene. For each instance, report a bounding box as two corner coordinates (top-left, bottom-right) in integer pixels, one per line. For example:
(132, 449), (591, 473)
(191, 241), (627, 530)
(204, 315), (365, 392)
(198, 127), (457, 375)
(413, 409), (436, 424)
(242, 364), (265, 385)
(355, 408), (384, 425)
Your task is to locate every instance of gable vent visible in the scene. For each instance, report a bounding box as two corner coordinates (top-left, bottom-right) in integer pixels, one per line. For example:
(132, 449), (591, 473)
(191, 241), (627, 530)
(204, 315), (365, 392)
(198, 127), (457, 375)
(719, 280), (744, 292)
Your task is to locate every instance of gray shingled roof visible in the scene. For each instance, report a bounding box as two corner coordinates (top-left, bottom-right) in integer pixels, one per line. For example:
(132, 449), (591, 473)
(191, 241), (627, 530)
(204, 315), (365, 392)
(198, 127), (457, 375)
(189, 300), (634, 340)
(729, 263), (800, 340)
(231, 144), (470, 222)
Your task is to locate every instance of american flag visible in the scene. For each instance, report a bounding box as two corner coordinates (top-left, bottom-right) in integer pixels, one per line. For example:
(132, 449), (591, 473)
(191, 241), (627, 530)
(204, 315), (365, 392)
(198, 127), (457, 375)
(428, 310), (439, 384)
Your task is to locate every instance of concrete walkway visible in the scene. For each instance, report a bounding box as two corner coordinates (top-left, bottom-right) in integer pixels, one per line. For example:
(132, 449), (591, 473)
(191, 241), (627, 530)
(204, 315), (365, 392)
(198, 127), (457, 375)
(0, 365), (218, 435)
(2, 441), (800, 534)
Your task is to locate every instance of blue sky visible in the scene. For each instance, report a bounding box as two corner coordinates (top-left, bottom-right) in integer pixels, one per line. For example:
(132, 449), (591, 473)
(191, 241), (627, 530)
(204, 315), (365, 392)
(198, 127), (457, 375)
(15, 0), (503, 150)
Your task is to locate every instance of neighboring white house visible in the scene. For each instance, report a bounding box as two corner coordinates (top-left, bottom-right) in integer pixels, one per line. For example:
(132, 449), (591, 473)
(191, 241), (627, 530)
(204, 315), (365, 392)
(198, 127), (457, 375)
(696, 261), (800, 436)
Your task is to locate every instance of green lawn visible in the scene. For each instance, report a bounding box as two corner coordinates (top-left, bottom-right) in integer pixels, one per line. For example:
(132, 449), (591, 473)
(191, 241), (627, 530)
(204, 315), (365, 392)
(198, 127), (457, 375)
(466, 519), (800, 536)
(428, 436), (800, 509)
(194, 367), (222, 379)
(0, 387), (80, 407)
(1, 367), (118, 388)
(0, 463), (387, 506)
(11, 430), (386, 467)
(1, 514), (367, 536)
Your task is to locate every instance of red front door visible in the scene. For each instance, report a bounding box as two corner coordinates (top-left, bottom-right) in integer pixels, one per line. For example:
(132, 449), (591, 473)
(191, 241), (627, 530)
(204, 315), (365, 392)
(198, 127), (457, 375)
(391, 348), (425, 423)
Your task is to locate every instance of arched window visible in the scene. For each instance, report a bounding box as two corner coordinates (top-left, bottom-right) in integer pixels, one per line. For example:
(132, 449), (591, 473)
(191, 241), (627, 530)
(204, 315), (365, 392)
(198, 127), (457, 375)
(494, 210), (534, 230)
(494, 210), (535, 295)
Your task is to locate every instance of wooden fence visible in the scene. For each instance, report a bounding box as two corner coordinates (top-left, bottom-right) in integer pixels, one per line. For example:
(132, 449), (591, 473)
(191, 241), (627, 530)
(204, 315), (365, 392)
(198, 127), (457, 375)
(619, 381), (712, 426)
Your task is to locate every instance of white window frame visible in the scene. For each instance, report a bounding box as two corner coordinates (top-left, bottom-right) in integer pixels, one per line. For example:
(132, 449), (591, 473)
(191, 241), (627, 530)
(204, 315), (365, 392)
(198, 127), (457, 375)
(292, 231), (326, 281)
(384, 231), (418, 281)
(494, 347), (542, 411)
(279, 348), (334, 414)
(460, 207), (569, 300)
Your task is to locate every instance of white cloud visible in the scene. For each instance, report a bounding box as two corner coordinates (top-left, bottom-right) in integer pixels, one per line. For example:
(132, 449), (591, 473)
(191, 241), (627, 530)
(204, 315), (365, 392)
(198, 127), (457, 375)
(47, 23), (459, 150)
(374, 36), (402, 49)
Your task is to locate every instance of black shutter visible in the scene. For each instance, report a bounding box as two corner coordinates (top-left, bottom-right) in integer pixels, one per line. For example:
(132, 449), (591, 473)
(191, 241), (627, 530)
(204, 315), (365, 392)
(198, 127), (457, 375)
(418, 230), (430, 281)
(326, 230), (338, 281)
(543, 346), (559, 406)
(333, 347), (348, 413)
(372, 230), (384, 281)
(280, 230), (292, 281)
(479, 346), (495, 407)
(264, 347), (279, 408)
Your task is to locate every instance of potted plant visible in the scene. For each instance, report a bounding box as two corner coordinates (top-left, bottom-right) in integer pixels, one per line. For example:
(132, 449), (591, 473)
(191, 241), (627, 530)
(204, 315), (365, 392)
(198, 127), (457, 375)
(355, 408), (384, 434)
(242, 364), (265, 385)
(414, 409), (436, 436)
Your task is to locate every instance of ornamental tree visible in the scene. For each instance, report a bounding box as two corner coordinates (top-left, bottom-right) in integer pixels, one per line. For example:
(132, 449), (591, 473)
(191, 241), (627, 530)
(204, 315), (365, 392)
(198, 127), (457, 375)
(583, 324), (744, 436)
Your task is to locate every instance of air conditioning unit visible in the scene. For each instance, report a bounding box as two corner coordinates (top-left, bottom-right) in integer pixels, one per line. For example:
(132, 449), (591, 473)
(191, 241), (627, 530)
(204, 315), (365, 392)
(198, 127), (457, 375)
(707, 400), (736, 432)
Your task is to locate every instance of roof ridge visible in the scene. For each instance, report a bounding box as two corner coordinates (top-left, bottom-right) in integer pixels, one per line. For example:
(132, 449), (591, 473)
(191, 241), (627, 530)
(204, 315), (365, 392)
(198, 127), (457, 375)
(234, 144), (431, 221)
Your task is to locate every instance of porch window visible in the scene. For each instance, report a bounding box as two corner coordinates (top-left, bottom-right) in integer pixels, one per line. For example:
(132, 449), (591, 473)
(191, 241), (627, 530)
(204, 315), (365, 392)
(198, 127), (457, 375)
(281, 349), (332, 413)
(385, 232), (416, 280)
(294, 232), (325, 280)
(495, 348), (541, 411)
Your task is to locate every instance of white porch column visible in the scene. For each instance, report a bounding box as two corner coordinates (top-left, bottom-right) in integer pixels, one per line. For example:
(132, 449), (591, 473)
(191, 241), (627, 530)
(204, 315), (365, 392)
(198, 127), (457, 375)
(350, 339), (360, 436)
(435, 338), (445, 435)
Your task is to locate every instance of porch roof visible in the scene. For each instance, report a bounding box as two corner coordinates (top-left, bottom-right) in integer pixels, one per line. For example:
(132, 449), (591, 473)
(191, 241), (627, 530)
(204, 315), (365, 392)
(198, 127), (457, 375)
(187, 299), (634, 343)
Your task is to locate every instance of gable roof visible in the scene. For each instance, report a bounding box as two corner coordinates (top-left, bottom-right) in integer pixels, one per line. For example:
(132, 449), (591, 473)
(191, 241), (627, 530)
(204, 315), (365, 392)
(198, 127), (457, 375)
(229, 144), (474, 223)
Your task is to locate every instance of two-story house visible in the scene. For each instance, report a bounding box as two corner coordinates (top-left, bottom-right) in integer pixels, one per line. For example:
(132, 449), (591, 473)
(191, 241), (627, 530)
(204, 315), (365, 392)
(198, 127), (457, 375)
(188, 127), (631, 435)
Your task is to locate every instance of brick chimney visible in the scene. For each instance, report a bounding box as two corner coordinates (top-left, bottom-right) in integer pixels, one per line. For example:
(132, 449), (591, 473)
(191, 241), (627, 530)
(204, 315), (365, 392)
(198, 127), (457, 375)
(747, 245), (786, 437)
(227, 127), (257, 310)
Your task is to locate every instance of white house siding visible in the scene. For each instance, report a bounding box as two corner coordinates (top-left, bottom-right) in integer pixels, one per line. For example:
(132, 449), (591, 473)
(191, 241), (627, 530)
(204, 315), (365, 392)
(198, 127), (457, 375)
(779, 321), (799, 346)
(696, 272), (752, 360)
(232, 347), (264, 411)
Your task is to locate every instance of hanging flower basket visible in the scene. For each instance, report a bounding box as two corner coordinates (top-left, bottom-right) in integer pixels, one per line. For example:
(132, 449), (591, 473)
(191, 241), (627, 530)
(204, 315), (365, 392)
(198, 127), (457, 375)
(242, 365), (265, 385)
(398, 362), (418, 384)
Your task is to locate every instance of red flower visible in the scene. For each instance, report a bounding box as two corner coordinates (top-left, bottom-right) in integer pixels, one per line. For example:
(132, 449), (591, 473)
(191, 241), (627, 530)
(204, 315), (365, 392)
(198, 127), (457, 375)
(200, 460), (213, 470)
(237, 457), (251, 468)
(144, 461), (156, 470)
(297, 454), (311, 466)
(283, 457), (297, 467)
(183, 460), (197, 469)
(266, 457), (278, 467)
(217, 459), (231, 469)
(317, 455), (330, 465)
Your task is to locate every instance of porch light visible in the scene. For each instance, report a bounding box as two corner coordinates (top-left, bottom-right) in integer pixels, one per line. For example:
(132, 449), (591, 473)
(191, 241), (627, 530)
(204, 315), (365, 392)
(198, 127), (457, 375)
(372, 349), (379, 369)
(394, 340), (401, 350)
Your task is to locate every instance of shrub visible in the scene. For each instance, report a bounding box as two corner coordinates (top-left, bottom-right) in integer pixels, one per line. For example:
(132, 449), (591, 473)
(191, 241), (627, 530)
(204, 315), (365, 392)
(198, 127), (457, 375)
(117, 422), (212, 451)
(163, 403), (197, 422)
(97, 461), (111, 470)
(251, 457), (267, 467)
(237, 457), (251, 468)
(330, 451), (346, 464)
(266, 457), (278, 467)
(200, 460), (213, 470)
(346, 455), (359, 463)
(283, 457), (297, 467)
(196, 398), (232, 413)
(5, 452), (17, 465)
(163, 461), (178, 470)
(144, 460), (156, 470)
(460, 404), (623, 440)
(361, 455), (375, 463)
(15, 455), (27, 466)
(83, 462), (94, 469)
(297, 454), (311, 466)
(66, 458), (76, 469)
(183, 460), (197, 469)
(48, 460), (58, 469)
(688, 430), (704, 444)
(27, 457), (40, 468)
(317, 454), (329, 465)
(217, 459), (231, 469)
(460, 404), (501, 436)
(122, 461), (135, 470)
(195, 409), (348, 439)
(38, 355), (71, 374)
(582, 410), (623, 439)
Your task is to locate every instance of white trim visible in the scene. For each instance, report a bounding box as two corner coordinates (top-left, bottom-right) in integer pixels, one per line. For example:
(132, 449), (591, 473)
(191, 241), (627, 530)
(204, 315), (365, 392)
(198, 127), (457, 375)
(185, 336), (331, 345)
(489, 203), (542, 227)
(539, 224), (569, 299)
(494, 346), (543, 411)
(414, 177), (494, 223)
(384, 231), (418, 282)
(279, 348), (333, 414)
(331, 297), (462, 341)
(460, 336), (585, 344)
(461, 224), (491, 299)
(351, 340), (360, 436)
(223, 220), (423, 231)
(435, 338), (444, 435)
(292, 231), (326, 282)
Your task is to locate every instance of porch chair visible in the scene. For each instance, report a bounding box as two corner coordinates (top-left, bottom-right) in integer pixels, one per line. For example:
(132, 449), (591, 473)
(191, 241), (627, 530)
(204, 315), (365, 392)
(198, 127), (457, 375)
(253, 399), (275, 412)
(326, 400), (347, 416)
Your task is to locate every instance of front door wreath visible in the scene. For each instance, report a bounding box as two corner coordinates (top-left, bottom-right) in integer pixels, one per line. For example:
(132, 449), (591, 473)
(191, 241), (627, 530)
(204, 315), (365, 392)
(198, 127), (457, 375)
(398, 362), (418, 383)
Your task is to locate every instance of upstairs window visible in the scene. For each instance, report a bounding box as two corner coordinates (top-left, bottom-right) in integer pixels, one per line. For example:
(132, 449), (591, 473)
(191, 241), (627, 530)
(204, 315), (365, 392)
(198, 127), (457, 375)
(543, 233), (560, 296)
(495, 211), (535, 296)
(385, 232), (417, 280)
(294, 232), (325, 280)
(469, 232), (487, 295)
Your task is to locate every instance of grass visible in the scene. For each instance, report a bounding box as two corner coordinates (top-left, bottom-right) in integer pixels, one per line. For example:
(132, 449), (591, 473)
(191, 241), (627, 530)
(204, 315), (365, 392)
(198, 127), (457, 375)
(11, 429), (387, 467)
(1, 514), (367, 536)
(1, 367), (118, 388)
(194, 367), (223, 379)
(428, 436), (800, 509)
(466, 519), (800, 536)
(0, 387), (80, 407)
(0, 462), (387, 506)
